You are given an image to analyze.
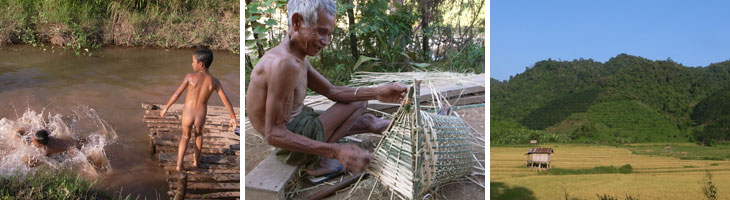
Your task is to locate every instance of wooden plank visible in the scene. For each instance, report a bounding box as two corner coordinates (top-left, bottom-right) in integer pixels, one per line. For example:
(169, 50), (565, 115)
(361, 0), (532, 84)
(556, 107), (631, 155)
(308, 75), (485, 112)
(143, 119), (239, 127)
(151, 130), (238, 141)
(142, 103), (242, 200)
(154, 146), (236, 155)
(141, 103), (240, 114)
(162, 167), (240, 174)
(168, 173), (239, 182)
(183, 192), (240, 199)
(153, 138), (238, 149)
(245, 152), (298, 200)
(169, 182), (239, 190)
(158, 162), (237, 170)
(152, 135), (238, 145)
(158, 153), (237, 165)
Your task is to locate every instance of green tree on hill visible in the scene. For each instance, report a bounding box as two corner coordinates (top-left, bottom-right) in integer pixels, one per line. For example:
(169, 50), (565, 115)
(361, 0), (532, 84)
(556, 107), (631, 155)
(491, 54), (730, 144)
(692, 88), (730, 145)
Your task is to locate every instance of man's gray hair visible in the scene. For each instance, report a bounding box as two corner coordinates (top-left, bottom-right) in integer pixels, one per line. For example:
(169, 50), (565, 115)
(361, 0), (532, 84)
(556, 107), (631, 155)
(287, 0), (336, 27)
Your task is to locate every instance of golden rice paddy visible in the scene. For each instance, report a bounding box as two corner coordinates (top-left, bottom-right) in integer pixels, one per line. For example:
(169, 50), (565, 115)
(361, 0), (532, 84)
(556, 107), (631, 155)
(491, 144), (730, 199)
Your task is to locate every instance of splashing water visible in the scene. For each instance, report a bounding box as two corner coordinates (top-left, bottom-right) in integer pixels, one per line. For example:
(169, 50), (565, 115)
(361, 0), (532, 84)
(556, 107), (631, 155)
(0, 106), (117, 178)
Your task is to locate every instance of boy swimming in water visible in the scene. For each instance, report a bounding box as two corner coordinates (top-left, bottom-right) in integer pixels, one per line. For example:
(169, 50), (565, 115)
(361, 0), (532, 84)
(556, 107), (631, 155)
(160, 48), (237, 172)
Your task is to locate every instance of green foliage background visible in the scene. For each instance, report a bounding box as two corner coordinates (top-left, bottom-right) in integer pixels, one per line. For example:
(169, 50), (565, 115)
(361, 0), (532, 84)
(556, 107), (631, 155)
(492, 54), (730, 145)
(244, 0), (486, 88)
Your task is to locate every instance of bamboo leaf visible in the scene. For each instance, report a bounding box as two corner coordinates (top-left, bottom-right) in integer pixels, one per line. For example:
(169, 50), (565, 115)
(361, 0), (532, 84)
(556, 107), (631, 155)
(253, 26), (267, 35)
(247, 3), (261, 13)
(245, 40), (258, 47)
(247, 16), (260, 22)
(265, 19), (277, 26)
(410, 62), (431, 68)
(353, 56), (381, 71)
(399, 52), (411, 60)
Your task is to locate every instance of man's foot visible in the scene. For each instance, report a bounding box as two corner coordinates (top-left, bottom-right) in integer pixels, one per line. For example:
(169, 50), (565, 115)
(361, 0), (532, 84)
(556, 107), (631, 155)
(307, 158), (344, 184)
(371, 116), (390, 133)
(351, 114), (390, 134)
(176, 166), (184, 172)
(306, 158), (343, 177)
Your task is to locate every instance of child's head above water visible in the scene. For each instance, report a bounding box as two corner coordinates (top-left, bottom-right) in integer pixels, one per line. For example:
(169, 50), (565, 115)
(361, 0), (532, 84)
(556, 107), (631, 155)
(193, 48), (214, 69)
(33, 129), (49, 146)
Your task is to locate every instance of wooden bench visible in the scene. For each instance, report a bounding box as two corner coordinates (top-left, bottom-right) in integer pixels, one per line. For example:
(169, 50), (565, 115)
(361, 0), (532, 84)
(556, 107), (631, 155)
(245, 152), (299, 200)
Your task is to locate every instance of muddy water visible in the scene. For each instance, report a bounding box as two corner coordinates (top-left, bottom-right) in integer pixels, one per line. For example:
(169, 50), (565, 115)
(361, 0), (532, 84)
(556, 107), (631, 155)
(0, 45), (240, 198)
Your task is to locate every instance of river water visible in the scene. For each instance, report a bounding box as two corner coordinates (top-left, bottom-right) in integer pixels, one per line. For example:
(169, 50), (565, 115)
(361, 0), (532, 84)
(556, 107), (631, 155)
(0, 45), (240, 198)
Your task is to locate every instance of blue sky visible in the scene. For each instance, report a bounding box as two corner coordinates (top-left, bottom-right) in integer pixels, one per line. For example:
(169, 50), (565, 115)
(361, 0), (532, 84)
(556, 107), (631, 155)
(491, 1), (730, 81)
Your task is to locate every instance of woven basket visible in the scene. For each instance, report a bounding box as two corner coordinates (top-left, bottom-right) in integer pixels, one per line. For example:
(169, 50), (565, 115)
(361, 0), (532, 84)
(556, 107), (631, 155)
(366, 81), (473, 199)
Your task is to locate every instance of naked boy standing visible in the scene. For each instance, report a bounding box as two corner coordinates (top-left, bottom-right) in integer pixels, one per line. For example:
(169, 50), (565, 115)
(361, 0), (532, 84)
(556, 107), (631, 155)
(161, 48), (237, 172)
(246, 0), (407, 177)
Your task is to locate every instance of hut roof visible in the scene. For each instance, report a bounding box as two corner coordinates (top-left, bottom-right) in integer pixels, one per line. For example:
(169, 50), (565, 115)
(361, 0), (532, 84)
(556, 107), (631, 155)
(525, 148), (554, 155)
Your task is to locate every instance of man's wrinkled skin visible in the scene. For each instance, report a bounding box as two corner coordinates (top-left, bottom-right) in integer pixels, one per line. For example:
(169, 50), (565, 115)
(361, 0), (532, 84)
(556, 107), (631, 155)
(246, 8), (406, 176)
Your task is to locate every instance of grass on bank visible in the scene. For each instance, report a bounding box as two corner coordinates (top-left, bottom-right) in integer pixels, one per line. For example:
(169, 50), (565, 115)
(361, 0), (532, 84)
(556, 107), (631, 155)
(0, 0), (239, 54)
(0, 169), (112, 199)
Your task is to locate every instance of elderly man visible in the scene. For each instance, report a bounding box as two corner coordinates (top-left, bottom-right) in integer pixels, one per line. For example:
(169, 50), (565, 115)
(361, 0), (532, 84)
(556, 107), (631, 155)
(246, 0), (406, 179)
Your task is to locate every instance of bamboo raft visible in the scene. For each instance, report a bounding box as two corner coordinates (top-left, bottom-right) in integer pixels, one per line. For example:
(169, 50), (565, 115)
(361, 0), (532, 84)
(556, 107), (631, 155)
(142, 103), (241, 200)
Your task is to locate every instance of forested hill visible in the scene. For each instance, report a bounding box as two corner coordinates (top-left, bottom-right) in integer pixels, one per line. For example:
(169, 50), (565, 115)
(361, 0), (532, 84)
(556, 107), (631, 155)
(491, 54), (730, 144)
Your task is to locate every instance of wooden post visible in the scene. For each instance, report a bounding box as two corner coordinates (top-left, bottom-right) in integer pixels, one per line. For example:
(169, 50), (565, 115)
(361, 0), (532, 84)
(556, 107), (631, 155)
(173, 172), (188, 200)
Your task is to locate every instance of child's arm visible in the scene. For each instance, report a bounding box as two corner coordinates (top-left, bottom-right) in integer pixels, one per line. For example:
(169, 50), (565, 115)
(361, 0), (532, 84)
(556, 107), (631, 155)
(160, 75), (190, 117)
(216, 82), (237, 131)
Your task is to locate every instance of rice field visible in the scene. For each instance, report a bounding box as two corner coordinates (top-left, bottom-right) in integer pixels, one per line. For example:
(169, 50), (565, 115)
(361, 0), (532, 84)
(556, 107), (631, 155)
(491, 144), (730, 200)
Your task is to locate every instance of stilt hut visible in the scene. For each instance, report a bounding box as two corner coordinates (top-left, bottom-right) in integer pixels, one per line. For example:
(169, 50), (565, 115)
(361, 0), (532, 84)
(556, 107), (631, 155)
(525, 148), (554, 169)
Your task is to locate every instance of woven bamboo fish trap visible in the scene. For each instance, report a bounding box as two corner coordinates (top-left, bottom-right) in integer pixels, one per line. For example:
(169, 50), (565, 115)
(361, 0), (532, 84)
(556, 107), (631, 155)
(357, 80), (474, 200)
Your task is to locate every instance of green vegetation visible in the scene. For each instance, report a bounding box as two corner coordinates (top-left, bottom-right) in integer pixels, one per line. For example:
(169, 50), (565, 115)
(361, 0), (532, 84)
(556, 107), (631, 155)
(490, 182), (537, 200)
(580, 100), (682, 143)
(691, 88), (730, 145)
(703, 171), (718, 200)
(625, 143), (730, 160)
(491, 117), (571, 144)
(0, 0), (239, 54)
(0, 170), (111, 199)
(538, 164), (633, 175)
(492, 54), (730, 145)
(245, 0), (485, 88)
(520, 88), (601, 130)
(596, 194), (640, 200)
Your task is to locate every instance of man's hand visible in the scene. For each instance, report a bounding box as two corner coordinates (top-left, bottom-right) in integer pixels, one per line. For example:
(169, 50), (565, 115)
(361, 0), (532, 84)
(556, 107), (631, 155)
(159, 108), (168, 118)
(333, 143), (372, 172)
(229, 118), (237, 131)
(375, 82), (407, 103)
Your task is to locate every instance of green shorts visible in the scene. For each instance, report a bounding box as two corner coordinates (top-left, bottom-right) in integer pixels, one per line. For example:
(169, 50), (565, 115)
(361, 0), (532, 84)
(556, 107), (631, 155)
(275, 106), (324, 169)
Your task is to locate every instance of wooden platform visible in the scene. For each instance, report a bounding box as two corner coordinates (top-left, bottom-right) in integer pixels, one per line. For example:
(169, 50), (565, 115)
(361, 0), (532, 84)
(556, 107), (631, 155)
(305, 75), (485, 113)
(245, 152), (299, 200)
(142, 103), (241, 200)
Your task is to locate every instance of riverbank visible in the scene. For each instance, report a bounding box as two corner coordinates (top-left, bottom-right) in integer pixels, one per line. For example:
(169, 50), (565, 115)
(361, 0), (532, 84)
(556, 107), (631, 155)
(0, 0), (239, 55)
(0, 169), (114, 199)
(0, 45), (240, 198)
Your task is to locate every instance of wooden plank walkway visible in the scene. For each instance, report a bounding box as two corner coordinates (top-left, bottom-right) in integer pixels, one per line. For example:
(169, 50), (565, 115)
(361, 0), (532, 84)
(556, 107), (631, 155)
(142, 103), (241, 200)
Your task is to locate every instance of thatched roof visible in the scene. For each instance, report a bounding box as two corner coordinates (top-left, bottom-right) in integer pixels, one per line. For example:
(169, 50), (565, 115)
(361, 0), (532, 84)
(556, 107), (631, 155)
(525, 148), (554, 155)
